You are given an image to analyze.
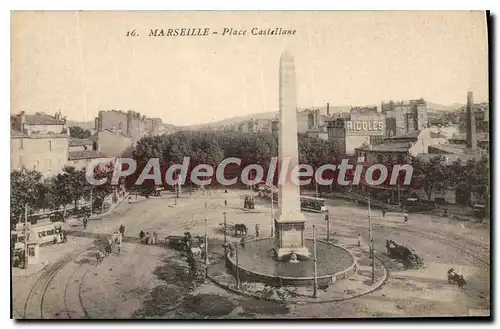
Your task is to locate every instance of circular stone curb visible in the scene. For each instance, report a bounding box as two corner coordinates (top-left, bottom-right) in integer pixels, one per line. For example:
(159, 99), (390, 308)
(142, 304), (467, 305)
(225, 238), (358, 287)
(207, 249), (389, 304)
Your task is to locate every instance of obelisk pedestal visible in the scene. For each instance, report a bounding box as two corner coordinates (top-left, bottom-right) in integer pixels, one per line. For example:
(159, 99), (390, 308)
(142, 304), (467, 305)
(273, 51), (310, 260)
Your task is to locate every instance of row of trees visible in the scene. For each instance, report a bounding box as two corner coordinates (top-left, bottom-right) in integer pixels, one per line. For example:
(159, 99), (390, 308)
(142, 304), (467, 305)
(11, 163), (116, 224)
(69, 126), (92, 139)
(411, 154), (490, 203)
(130, 130), (341, 187)
(132, 130), (490, 204)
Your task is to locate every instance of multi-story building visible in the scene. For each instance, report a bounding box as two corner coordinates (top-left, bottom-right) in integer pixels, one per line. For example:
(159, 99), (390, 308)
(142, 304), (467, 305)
(381, 99), (428, 135)
(67, 138), (111, 170)
(456, 102), (489, 134)
(91, 129), (134, 158)
(95, 110), (163, 141)
(327, 107), (387, 155)
(10, 111), (70, 176)
(296, 109), (331, 133)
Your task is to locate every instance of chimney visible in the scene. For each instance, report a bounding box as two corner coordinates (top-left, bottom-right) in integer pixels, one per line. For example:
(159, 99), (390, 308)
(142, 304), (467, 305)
(19, 111), (26, 130)
(97, 111), (103, 131)
(466, 91), (476, 149)
(327, 102), (330, 116)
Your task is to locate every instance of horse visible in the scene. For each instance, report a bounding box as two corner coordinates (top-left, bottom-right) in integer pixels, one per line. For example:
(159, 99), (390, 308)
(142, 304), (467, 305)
(234, 224), (247, 237)
(190, 246), (203, 258)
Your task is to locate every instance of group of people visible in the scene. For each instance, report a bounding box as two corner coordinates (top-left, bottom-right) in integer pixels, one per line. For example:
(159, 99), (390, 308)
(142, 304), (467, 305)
(243, 196), (255, 209)
(139, 230), (159, 244)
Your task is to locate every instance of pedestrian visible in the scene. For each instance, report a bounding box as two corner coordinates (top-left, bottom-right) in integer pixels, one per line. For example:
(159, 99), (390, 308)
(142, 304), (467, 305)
(357, 234), (361, 247)
(153, 232), (158, 244)
(119, 224), (125, 238)
(128, 196), (132, 204)
(224, 199), (227, 207)
(139, 230), (145, 242)
(404, 213), (409, 223)
(255, 224), (260, 237)
(382, 209), (386, 218)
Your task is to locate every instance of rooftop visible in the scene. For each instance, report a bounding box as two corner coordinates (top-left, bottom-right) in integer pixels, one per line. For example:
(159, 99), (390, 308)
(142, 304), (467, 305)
(450, 133), (489, 142)
(387, 130), (421, 140)
(69, 138), (94, 147)
(25, 112), (65, 125)
(356, 142), (411, 153)
(68, 150), (108, 161)
(428, 144), (484, 156)
(417, 152), (481, 163)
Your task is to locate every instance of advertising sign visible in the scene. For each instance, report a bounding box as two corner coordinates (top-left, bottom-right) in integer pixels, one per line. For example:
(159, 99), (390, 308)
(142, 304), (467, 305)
(345, 120), (385, 136)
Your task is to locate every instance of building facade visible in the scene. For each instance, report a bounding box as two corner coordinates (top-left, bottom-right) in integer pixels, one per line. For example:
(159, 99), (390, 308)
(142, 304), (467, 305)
(381, 99), (428, 135)
(11, 111), (70, 176)
(92, 129), (134, 158)
(327, 109), (387, 155)
(67, 138), (111, 170)
(95, 110), (163, 141)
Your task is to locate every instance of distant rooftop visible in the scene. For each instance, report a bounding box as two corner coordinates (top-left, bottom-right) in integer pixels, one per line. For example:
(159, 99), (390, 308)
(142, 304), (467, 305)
(25, 112), (65, 125)
(356, 142), (412, 153)
(387, 130), (421, 140)
(450, 133), (489, 142)
(69, 150), (108, 161)
(69, 138), (94, 147)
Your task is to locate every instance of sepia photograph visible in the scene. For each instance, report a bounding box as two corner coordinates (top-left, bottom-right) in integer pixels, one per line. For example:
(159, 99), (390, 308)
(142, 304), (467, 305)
(10, 10), (491, 319)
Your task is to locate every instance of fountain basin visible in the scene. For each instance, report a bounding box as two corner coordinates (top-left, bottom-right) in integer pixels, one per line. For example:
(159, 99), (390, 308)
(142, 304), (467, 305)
(226, 238), (357, 287)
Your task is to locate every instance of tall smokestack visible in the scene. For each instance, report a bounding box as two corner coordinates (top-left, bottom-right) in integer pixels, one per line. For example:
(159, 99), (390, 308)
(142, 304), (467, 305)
(327, 102), (330, 116)
(466, 91), (476, 149)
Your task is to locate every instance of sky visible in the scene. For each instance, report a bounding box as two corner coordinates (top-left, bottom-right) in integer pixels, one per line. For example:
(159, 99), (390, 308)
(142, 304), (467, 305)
(11, 11), (489, 126)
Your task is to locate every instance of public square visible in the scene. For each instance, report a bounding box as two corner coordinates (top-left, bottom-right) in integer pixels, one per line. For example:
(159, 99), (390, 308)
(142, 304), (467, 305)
(12, 189), (490, 319)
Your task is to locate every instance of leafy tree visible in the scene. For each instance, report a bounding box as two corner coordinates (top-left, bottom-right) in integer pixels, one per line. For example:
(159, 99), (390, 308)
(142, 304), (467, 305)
(10, 169), (46, 224)
(465, 154), (490, 204)
(69, 126), (91, 139)
(410, 155), (448, 200)
(134, 136), (166, 166)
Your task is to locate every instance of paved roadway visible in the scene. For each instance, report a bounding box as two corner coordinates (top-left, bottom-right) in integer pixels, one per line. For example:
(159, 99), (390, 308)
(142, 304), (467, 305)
(13, 188), (491, 318)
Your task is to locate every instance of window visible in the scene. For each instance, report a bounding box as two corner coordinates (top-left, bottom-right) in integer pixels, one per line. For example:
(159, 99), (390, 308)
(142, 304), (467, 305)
(19, 139), (24, 149)
(48, 141), (52, 151)
(28, 246), (35, 257)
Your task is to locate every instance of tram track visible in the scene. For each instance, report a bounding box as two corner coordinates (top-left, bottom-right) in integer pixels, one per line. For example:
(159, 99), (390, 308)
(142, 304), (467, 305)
(22, 247), (91, 319)
(324, 216), (490, 266)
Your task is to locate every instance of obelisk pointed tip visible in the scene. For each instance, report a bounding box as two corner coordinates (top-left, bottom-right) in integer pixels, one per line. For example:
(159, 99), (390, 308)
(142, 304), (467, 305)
(280, 50), (294, 62)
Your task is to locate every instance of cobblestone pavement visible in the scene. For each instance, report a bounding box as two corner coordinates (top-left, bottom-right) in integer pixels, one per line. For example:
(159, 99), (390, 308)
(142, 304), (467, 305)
(12, 188), (490, 319)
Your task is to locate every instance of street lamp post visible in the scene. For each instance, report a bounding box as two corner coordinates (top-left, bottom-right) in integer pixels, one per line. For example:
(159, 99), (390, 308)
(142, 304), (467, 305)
(368, 191), (375, 284)
(24, 204), (28, 270)
(313, 224), (318, 298)
(223, 212), (227, 246)
(270, 188), (274, 237)
(235, 244), (240, 290)
(204, 201), (209, 279)
(326, 209), (330, 242)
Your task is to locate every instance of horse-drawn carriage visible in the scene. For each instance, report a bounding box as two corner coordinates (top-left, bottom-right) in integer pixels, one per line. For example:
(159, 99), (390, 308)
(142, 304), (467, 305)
(219, 221), (247, 237)
(448, 268), (467, 288)
(386, 239), (424, 269)
(165, 234), (204, 251)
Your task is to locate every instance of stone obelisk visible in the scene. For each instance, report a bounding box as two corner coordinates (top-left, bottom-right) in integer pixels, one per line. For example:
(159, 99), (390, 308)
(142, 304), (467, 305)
(273, 51), (310, 260)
